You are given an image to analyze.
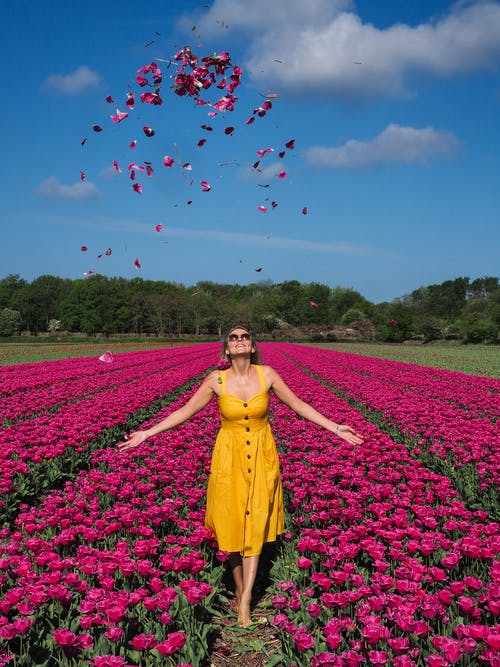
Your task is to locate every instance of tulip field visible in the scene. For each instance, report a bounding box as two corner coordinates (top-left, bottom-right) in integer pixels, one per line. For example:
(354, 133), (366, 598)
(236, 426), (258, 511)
(0, 343), (499, 666)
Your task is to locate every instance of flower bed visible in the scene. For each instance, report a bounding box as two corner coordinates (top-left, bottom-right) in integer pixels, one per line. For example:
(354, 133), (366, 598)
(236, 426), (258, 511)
(0, 343), (499, 666)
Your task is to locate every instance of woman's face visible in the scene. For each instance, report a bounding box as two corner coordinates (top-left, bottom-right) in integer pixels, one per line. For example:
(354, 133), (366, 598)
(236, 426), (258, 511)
(225, 327), (253, 356)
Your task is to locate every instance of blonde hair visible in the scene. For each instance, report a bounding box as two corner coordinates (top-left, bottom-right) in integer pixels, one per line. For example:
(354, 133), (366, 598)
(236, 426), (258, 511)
(220, 325), (262, 365)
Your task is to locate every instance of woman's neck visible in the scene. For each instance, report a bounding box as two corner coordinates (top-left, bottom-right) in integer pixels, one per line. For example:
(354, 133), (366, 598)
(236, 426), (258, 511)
(229, 357), (252, 376)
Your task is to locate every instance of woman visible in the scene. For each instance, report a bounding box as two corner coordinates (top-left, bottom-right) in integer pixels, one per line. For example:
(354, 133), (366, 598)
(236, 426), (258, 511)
(118, 325), (363, 626)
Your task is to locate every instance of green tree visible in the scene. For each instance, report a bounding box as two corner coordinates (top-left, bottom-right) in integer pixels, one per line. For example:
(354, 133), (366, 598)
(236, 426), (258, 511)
(0, 308), (22, 336)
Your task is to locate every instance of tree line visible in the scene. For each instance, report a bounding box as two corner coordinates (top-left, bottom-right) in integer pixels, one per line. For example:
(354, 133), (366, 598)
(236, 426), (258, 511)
(0, 274), (498, 343)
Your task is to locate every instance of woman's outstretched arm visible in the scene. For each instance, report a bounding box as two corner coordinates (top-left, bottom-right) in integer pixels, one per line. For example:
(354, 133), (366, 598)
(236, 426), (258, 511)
(266, 366), (364, 445)
(117, 371), (218, 452)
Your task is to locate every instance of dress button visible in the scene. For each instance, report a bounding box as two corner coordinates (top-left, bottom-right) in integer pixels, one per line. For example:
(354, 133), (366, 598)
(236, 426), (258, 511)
(247, 454), (251, 459)
(245, 427), (250, 432)
(244, 415), (249, 420)
(246, 510), (250, 515)
(243, 403), (248, 408)
(246, 440), (250, 445)
(247, 468), (251, 473)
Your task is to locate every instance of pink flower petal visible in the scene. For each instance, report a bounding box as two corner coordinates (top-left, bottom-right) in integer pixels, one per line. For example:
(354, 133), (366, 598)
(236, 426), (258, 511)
(129, 140), (137, 149)
(80, 171), (86, 181)
(111, 109), (128, 123)
(187, 200), (193, 205)
(81, 138), (87, 146)
(278, 151), (285, 158)
(257, 147), (274, 158)
(224, 126), (234, 135)
(143, 126), (155, 137)
(246, 117), (255, 125)
(105, 248), (112, 256)
(112, 159), (121, 172)
(80, 246), (88, 252)
(200, 180), (211, 192)
(272, 201), (278, 209)
(258, 205), (267, 213)
(302, 206), (308, 215)
(105, 95), (114, 103)
(134, 257), (141, 269)
(163, 156), (174, 167)
(182, 162), (192, 170)
(201, 124), (213, 132)
(93, 125), (103, 132)
(126, 92), (135, 109)
(285, 139), (295, 150)
(197, 138), (206, 147)
(277, 170), (287, 179)
(83, 269), (95, 275)
(132, 183), (142, 194)
(309, 301), (318, 307)
(255, 267), (263, 272)
(155, 224), (163, 232)
(146, 165), (153, 176)
(99, 350), (113, 363)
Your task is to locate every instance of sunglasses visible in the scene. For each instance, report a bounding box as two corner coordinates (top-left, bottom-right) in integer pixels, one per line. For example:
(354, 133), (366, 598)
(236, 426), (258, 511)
(228, 333), (251, 342)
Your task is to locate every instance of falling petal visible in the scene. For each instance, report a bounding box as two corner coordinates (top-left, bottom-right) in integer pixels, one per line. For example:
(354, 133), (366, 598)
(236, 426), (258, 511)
(83, 270), (95, 275)
(80, 171), (86, 181)
(81, 138), (87, 146)
(197, 138), (206, 147)
(252, 160), (261, 170)
(99, 350), (113, 363)
(163, 155), (174, 167)
(255, 267), (263, 272)
(126, 92), (135, 109)
(155, 224), (163, 232)
(97, 253), (103, 259)
(132, 183), (142, 194)
(302, 206), (308, 215)
(224, 126), (234, 135)
(134, 257), (141, 269)
(105, 248), (112, 256)
(93, 124), (103, 132)
(112, 159), (121, 172)
(146, 165), (154, 177)
(277, 170), (287, 179)
(309, 301), (318, 307)
(105, 95), (114, 103)
(80, 246), (88, 252)
(129, 140), (137, 149)
(143, 126), (155, 137)
(182, 162), (192, 170)
(111, 109), (128, 123)
(278, 151), (285, 159)
(257, 147), (274, 158)
(258, 205), (267, 213)
(271, 201), (278, 209)
(201, 124), (213, 131)
(246, 117), (255, 125)
(200, 180), (211, 192)
(258, 184), (270, 188)
(130, 169), (136, 180)
(285, 139), (295, 150)
(187, 200), (193, 205)
(265, 93), (278, 98)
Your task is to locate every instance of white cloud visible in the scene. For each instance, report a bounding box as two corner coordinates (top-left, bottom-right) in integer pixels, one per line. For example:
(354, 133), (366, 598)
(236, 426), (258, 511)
(182, 1), (500, 101)
(42, 65), (102, 95)
(305, 124), (459, 169)
(34, 177), (101, 200)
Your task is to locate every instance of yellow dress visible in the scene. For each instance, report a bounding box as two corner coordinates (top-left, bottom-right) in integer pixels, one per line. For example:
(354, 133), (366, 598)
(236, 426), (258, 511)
(205, 365), (285, 556)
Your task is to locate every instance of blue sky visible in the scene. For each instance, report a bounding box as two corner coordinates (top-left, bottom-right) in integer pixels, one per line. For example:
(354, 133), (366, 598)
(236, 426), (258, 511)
(2, 0), (499, 303)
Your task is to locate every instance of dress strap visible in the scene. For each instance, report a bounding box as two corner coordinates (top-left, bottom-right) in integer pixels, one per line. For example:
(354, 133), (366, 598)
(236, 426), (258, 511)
(218, 369), (227, 395)
(255, 364), (266, 393)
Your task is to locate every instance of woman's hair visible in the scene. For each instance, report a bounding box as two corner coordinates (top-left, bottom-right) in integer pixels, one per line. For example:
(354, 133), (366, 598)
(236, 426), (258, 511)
(220, 324), (262, 365)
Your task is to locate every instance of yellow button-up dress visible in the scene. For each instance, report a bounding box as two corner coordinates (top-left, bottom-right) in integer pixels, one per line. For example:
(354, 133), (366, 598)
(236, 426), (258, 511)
(204, 365), (285, 556)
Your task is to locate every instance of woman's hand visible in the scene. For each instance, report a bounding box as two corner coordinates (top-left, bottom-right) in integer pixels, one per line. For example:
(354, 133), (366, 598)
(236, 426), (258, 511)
(117, 430), (149, 452)
(336, 425), (364, 445)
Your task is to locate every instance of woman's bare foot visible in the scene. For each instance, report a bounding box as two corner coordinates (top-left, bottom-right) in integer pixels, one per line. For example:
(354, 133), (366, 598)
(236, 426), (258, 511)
(237, 595), (252, 627)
